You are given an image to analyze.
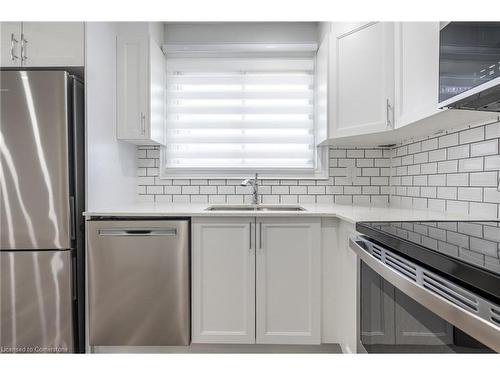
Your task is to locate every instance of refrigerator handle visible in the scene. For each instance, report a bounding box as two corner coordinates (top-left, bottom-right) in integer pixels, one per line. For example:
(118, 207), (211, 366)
(70, 196), (76, 240)
(71, 255), (77, 301)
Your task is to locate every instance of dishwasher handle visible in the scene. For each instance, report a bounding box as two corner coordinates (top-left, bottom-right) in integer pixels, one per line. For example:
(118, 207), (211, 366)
(98, 228), (177, 237)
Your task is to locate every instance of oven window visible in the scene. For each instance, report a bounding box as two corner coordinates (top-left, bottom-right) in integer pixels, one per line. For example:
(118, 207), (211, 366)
(439, 22), (500, 102)
(360, 262), (494, 353)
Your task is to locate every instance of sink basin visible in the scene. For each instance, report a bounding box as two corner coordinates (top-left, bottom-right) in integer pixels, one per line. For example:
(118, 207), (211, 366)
(205, 204), (306, 212)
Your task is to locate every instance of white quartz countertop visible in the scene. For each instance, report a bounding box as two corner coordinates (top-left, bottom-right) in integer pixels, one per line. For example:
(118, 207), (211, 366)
(83, 203), (496, 224)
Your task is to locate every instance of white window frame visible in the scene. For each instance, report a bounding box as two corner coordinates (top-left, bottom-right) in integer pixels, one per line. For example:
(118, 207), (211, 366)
(159, 44), (329, 180)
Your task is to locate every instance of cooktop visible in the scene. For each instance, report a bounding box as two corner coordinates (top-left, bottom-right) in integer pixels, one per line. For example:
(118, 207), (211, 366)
(356, 221), (500, 303)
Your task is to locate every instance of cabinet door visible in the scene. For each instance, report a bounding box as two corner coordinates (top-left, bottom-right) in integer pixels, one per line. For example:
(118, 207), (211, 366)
(394, 22), (442, 128)
(148, 39), (167, 145)
(0, 22), (22, 67)
(192, 217), (256, 344)
(116, 36), (149, 142)
(21, 22), (84, 67)
(315, 30), (329, 144)
(331, 22), (394, 138)
(256, 217), (321, 344)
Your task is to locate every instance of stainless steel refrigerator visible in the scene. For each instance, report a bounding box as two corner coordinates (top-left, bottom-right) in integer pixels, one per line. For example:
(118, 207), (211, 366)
(0, 70), (85, 353)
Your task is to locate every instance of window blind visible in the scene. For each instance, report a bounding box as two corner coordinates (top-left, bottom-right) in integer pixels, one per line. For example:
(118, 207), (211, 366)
(163, 56), (315, 175)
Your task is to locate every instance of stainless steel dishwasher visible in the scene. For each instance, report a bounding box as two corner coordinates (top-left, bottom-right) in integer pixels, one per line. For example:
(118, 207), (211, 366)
(87, 219), (190, 346)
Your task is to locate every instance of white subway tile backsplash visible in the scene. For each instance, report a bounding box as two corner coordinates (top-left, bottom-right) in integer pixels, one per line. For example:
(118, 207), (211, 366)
(458, 157), (483, 172)
(164, 186), (182, 194)
(470, 202), (497, 220)
(459, 126), (484, 144)
(413, 152), (429, 164)
(281, 195), (298, 204)
(271, 185), (290, 195)
(485, 155), (500, 170)
(147, 186), (163, 194)
(438, 133), (459, 148)
(437, 187), (457, 200)
(457, 187), (482, 202)
(470, 139), (498, 157)
(484, 188), (500, 203)
(446, 173), (469, 186)
(420, 163), (437, 175)
(486, 122), (500, 139)
(136, 120), (500, 217)
(428, 174), (446, 186)
(181, 185), (199, 195)
(469, 172), (497, 187)
(447, 145), (469, 160)
(437, 160), (458, 174)
(191, 195), (208, 203)
(365, 149), (383, 158)
(347, 149), (364, 158)
(218, 185), (235, 194)
(422, 138), (438, 151)
(408, 142), (422, 154)
(413, 175), (428, 186)
(429, 149), (446, 162)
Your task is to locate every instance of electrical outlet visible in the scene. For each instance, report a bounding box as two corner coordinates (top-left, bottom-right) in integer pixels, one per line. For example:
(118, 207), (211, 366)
(346, 166), (359, 185)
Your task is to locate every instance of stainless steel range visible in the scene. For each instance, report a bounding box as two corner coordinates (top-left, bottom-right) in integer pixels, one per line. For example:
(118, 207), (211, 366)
(351, 221), (500, 353)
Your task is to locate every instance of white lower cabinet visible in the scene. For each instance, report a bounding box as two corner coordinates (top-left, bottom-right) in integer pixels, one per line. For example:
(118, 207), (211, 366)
(256, 217), (321, 344)
(192, 217), (321, 345)
(192, 217), (255, 344)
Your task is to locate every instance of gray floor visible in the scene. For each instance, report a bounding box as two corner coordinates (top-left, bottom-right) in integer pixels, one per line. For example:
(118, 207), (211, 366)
(92, 344), (343, 354)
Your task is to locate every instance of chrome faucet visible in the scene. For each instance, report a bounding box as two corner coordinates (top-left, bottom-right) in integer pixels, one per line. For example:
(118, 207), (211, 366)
(241, 173), (259, 205)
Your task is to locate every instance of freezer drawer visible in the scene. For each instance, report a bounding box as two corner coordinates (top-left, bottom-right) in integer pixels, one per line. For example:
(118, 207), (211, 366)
(0, 249), (74, 353)
(87, 220), (190, 346)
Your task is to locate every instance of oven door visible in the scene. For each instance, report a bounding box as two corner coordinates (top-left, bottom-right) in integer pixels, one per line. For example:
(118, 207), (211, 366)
(350, 236), (499, 353)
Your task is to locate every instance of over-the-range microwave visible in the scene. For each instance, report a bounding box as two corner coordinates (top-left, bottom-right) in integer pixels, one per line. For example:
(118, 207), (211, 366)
(439, 22), (500, 112)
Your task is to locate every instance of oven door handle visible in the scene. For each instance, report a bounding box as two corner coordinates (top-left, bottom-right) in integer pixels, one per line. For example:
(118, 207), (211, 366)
(349, 236), (500, 353)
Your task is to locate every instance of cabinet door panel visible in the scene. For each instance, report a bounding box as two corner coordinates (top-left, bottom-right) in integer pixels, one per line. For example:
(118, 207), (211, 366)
(116, 36), (149, 141)
(148, 39), (166, 145)
(256, 217), (321, 344)
(395, 22), (441, 128)
(21, 22), (84, 67)
(331, 22), (394, 138)
(192, 217), (255, 344)
(1, 22), (22, 67)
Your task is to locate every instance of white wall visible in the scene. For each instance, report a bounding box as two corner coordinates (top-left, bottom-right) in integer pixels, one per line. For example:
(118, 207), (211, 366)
(164, 22), (318, 44)
(116, 22), (164, 46)
(85, 22), (137, 209)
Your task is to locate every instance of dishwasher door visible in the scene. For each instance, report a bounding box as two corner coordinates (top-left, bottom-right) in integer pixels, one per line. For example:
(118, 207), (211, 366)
(87, 220), (190, 346)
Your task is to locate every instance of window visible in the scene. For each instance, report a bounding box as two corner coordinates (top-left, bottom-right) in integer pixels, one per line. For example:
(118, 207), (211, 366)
(161, 47), (327, 179)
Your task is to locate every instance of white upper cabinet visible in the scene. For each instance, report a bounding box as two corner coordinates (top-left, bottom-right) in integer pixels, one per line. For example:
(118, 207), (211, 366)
(1, 23), (22, 67)
(330, 22), (395, 139)
(21, 23), (84, 67)
(315, 24), (330, 144)
(116, 31), (166, 146)
(394, 22), (441, 128)
(256, 217), (321, 344)
(1, 22), (84, 67)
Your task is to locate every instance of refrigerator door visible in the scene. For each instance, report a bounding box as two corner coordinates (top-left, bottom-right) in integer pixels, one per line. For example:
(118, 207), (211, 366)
(0, 71), (71, 250)
(0, 249), (74, 353)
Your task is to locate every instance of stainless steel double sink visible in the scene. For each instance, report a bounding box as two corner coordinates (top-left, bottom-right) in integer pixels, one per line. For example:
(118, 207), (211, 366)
(205, 204), (306, 212)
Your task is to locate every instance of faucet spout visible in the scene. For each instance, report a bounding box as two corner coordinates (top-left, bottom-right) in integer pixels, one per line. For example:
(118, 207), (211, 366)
(240, 173), (259, 205)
